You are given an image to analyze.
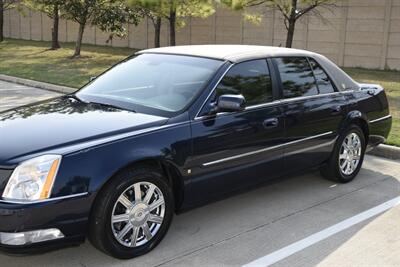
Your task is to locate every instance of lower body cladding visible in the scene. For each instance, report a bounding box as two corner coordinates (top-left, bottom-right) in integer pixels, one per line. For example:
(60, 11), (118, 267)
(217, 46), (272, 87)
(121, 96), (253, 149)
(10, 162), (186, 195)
(0, 193), (92, 254)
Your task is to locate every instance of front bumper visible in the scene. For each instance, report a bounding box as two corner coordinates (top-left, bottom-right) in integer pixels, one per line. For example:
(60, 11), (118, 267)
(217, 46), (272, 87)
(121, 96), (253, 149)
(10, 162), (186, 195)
(0, 192), (92, 254)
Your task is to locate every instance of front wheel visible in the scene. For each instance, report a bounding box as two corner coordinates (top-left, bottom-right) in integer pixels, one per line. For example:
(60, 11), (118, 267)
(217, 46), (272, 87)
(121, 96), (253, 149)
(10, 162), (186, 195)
(321, 125), (366, 183)
(89, 167), (174, 259)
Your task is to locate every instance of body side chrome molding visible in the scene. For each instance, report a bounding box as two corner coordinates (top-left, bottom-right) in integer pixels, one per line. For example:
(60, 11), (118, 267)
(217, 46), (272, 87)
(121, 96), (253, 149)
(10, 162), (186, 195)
(0, 192), (89, 205)
(369, 115), (392, 124)
(202, 131), (334, 167)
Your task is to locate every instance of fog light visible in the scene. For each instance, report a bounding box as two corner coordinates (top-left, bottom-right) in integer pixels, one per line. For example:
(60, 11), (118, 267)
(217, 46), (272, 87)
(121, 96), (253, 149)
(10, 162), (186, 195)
(0, 229), (64, 246)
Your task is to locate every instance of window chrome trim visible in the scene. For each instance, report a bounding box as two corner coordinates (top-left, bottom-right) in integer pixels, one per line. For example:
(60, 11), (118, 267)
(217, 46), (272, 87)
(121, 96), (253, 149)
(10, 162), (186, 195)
(202, 131), (334, 167)
(369, 115), (392, 124)
(194, 79), (354, 121)
(194, 100), (282, 121)
(0, 192), (89, 204)
(194, 64), (234, 119)
(279, 90), (354, 104)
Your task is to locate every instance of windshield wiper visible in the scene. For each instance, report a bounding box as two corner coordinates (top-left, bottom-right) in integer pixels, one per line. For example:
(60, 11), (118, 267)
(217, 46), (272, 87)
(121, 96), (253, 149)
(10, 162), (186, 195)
(66, 94), (88, 103)
(88, 101), (136, 113)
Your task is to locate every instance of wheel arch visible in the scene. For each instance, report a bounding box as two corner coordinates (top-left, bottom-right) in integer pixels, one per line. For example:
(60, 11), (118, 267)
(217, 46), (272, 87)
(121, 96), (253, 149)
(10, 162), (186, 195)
(91, 157), (186, 214)
(341, 110), (369, 142)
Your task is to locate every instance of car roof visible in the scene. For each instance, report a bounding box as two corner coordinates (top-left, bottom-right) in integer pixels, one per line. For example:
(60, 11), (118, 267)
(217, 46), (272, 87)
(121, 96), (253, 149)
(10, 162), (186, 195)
(137, 45), (360, 91)
(137, 45), (316, 63)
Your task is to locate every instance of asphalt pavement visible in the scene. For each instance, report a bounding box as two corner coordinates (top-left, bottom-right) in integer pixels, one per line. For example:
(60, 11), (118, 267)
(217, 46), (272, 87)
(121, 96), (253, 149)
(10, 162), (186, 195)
(1, 80), (400, 267)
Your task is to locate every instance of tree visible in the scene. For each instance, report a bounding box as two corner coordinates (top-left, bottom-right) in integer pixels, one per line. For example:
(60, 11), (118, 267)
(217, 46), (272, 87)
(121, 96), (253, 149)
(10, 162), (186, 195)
(128, 0), (163, 47)
(63, 0), (141, 58)
(0, 0), (19, 42)
(225, 0), (337, 48)
(23, 0), (64, 49)
(165, 0), (215, 46)
(128, 0), (215, 47)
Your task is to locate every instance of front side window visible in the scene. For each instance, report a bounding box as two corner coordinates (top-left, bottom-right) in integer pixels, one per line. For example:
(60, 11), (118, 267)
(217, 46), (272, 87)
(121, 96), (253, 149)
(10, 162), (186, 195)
(274, 57), (318, 98)
(77, 54), (223, 114)
(215, 59), (273, 106)
(308, 58), (336, 94)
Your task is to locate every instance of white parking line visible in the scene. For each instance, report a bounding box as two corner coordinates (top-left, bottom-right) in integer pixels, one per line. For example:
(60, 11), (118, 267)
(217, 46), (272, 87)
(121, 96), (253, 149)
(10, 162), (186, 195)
(243, 196), (400, 267)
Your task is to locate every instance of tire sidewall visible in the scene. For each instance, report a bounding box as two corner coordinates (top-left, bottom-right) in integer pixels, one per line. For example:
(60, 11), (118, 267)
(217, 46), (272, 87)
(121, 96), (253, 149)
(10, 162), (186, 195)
(94, 169), (174, 259)
(334, 125), (366, 182)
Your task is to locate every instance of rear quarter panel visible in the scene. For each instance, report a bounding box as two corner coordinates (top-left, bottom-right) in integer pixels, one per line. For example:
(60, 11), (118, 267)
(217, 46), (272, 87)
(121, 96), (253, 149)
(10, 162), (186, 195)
(345, 88), (391, 144)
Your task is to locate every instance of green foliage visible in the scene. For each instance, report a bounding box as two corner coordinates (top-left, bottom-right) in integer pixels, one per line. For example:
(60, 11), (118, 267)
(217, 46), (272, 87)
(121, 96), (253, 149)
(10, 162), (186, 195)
(128, 0), (216, 29)
(223, 0), (338, 47)
(1, 0), (19, 11)
(127, 0), (163, 23)
(22, 0), (63, 18)
(63, 0), (141, 37)
(224, 0), (336, 22)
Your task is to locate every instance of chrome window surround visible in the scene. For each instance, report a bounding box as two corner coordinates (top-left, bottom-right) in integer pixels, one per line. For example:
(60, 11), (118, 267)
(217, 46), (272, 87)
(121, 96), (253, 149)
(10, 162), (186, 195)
(202, 131), (334, 167)
(0, 192), (89, 204)
(369, 115), (392, 124)
(193, 58), (355, 121)
(195, 90), (354, 121)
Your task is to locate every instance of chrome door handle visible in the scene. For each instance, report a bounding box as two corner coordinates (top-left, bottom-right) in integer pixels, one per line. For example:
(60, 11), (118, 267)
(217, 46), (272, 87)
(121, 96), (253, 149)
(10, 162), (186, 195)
(263, 118), (279, 129)
(331, 106), (342, 115)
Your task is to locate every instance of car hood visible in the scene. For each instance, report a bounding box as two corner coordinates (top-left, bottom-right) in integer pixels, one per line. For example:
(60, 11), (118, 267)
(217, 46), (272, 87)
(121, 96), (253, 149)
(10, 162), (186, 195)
(0, 97), (168, 166)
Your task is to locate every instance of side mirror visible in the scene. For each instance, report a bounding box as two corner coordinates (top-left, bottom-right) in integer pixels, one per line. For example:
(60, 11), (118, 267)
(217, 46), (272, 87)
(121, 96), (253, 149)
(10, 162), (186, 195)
(213, 94), (246, 113)
(89, 76), (96, 82)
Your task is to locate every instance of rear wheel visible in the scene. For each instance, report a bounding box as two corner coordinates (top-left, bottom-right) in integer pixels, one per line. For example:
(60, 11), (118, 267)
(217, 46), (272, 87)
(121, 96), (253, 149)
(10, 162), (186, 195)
(321, 125), (366, 183)
(89, 167), (174, 259)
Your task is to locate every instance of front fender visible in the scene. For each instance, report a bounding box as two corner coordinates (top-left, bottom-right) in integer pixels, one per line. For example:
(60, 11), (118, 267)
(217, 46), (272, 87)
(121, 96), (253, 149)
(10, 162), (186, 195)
(50, 122), (192, 199)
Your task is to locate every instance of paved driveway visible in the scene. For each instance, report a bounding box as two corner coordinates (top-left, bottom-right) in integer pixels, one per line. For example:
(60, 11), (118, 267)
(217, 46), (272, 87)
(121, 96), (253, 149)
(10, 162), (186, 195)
(1, 81), (400, 267)
(0, 80), (60, 111)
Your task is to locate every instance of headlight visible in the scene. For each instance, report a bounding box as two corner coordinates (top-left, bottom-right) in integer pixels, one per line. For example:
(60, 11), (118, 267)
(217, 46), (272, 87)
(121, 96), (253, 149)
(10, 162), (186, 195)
(2, 155), (62, 202)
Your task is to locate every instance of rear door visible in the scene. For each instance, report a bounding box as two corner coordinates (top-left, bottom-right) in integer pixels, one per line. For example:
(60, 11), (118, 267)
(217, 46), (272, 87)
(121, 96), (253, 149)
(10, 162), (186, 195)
(188, 59), (285, 203)
(272, 57), (347, 171)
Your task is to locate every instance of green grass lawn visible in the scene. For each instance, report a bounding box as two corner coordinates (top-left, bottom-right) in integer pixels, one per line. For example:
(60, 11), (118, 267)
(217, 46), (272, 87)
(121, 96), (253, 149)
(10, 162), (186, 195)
(0, 39), (135, 88)
(0, 38), (399, 146)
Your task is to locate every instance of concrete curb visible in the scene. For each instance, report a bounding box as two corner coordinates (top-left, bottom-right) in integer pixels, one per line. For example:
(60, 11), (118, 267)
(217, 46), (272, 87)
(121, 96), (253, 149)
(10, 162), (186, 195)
(368, 144), (400, 160)
(0, 74), (76, 94)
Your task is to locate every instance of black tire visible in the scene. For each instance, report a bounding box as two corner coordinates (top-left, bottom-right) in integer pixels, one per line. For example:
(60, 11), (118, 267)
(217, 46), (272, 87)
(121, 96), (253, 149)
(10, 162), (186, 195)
(320, 124), (366, 183)
(89, 166), (174, 259)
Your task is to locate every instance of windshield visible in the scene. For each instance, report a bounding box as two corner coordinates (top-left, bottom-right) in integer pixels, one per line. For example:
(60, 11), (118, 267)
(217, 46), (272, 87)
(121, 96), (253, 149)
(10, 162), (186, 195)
(77, 54), (223, 115)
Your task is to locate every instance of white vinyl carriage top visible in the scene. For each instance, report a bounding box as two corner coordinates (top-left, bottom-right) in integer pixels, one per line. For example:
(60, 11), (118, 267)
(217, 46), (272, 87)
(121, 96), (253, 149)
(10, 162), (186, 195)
(137, 45), (360, 91)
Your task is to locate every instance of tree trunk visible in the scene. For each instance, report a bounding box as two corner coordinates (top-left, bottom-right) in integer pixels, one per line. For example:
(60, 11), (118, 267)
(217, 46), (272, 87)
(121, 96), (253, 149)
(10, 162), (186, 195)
(154, 16), (161, 48)
(286, 19), (296, 48)
(169, 8), (176, 46)
(285, 0), (298, 48)
(0, 0), (4, 43)
(73, 23), (85, 58)
(51, 4), (60, 50)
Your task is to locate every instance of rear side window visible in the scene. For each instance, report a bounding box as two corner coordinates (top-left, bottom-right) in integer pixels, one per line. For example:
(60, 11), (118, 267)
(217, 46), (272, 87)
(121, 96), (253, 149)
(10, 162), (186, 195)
(215, 59), (273, 106)
(274, 57), (318, 98)
(308, 58), (336, 94)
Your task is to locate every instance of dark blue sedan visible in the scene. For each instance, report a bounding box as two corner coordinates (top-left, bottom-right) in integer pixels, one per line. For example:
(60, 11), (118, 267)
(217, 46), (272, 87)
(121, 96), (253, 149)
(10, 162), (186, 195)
(0, 45), (392, 258)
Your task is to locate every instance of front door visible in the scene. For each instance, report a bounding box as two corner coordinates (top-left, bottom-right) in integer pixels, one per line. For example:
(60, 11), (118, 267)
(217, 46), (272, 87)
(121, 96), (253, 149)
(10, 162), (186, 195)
(188, 59), (285, 204)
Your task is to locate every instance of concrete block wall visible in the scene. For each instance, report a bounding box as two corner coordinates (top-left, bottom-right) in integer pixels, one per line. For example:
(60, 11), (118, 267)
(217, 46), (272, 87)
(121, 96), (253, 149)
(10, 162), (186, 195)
(2, 1), (400, 70)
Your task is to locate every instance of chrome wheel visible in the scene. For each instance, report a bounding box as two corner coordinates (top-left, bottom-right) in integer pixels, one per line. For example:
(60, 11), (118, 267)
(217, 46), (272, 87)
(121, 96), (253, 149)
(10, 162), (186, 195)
(111, 182), (165, 248)
(339, 132), (362, 175)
